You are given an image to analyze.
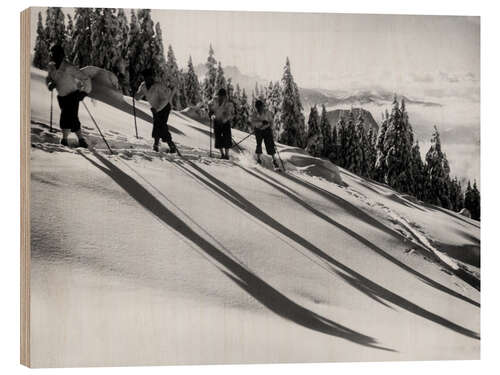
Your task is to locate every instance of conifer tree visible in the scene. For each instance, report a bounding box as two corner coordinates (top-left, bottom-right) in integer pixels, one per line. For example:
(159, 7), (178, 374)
(409, 141), (425, 199)
(184, 56), (201, 106)
(64, 14), (74, 61)
(127, 9), (157, 93)
(240, 89), (251, 132)
(464, 180), (480, 220)
(344, 110), (362, 174)
(336, 116), (348, 168)
(115, 9), (130, 93)
(202, 44), (217, 105)
(448, 177), (464, 212)
(365, 127), (377, 179)
(319, 104), (333, 159)
(357, 114), (371, 177)
(276, 57), (306, 147)
(425, 126), (451, 208)
(214, 62), (226, 93)
(374, 109), (389, 181)
(33, 11), (49, 69)
(45, 7), (66, 48)
(72, 8), (93, 67)
(165, 44), (182, 108)
(381, 97), (414, 192)
(305, 106), (323, 156)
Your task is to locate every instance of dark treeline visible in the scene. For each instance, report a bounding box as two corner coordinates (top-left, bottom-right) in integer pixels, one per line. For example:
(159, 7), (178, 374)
(33, 7), (480, 220)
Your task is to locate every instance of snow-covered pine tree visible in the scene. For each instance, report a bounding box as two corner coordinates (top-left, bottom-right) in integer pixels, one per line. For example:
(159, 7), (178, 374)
(63, 14), (74, 62)
(265, 81), (282, 140)
(90, 8), (126, 81)
(151, 22), (168, 84)
(240, 88), (251, 132)
(365, 126), (377, 179)
(424, 125), (452, 208)
(357, 114), (371, 177)
(33, 12), (49, 69)
(231, 84), (243, 130)
(335, 116), (348, 168)
(448, 176), (464, 212)
(214, 62), (226, 93)
(463, 180), (480, 220)
(319, 104), (333, 159)
(382, 97), (414, 192)
(202, 44), (217, 105)
(409, 140), (425, 199)
(44, 7), (65, 49)
(127, 9), (157, 93)
(329, 124), (338, 164)
(184, 56), (201, 106)
(165, 44), (182, 109)
(305, 106), (323, 157)
(115, 9), (130, 93)
(374, 109), (389, 181)
(72, 8), (93, 68)
(177, 69), (188, 110)
(344, 110), (362, 174)
(276, 57), (306, 148)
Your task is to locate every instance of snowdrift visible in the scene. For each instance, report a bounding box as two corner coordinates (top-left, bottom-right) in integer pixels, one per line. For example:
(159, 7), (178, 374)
(29, 66), (479, 367)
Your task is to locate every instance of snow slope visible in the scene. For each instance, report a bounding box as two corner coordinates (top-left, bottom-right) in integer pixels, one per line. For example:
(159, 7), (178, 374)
(29, 67), (480, 367)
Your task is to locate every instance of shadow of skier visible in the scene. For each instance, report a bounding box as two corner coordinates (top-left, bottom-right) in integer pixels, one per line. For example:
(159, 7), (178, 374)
(247, 167), (481, 301)
(177, 161), (479, 341)
(78, 150), (391, 351)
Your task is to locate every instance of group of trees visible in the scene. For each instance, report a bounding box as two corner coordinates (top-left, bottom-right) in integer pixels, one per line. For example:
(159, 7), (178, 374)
(33, 7), (202, 110)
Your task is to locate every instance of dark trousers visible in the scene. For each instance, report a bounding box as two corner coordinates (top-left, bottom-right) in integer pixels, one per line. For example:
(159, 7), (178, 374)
(57, 91), (82, 132)
(255, 127), (276, 155)
(213, 120), (232, 149)
(152, 103), (173, 143)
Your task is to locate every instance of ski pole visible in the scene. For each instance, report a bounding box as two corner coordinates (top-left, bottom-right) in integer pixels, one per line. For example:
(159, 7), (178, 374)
(209, 117), (213, 157)
(82, 100), (113, 155)
(231, 136), (244, 153)
(276, 147), (286, 172)
(232, 131), (255, 149)
(132, 95), (139, 139)
(49, 90), (54, 133)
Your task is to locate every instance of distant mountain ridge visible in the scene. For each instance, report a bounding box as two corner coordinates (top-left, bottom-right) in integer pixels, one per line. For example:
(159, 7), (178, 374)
(325, 108), (379, 134)
(194, 64), (441, 110)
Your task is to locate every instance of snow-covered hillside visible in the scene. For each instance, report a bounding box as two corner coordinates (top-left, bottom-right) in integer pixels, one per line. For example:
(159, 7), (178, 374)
(29, 67), (480, 367)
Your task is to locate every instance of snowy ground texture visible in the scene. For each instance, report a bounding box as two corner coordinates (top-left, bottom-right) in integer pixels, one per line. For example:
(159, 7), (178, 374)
(29, 68), (480, 367)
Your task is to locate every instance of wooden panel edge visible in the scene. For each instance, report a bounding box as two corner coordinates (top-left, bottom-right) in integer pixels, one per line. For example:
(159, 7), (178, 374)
(20, 7), (31, 368)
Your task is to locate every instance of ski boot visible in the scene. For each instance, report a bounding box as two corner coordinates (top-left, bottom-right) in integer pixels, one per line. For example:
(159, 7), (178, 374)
(153, 144), (159, 152)
(78, 138), (88, 148)
(167, 141), (177, 154)
(60, 138), (69, 147)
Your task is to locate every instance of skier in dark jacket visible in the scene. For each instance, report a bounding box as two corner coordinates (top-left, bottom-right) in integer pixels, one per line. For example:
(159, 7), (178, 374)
(134, 68), (177, 153)
(208, 88), (235, 159)
(250, 99), (280, 169)
(46, 44), (91, 148)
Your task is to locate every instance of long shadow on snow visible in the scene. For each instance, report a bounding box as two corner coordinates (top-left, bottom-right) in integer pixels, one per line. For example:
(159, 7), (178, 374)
(249, 168), (481, 304)
(78, 151), (387, 350)
(271, 170), (481, 293)
(178, 161), (479, 340)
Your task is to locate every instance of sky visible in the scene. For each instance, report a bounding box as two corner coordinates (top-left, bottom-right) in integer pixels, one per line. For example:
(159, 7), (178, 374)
(151, 10), (479, 99)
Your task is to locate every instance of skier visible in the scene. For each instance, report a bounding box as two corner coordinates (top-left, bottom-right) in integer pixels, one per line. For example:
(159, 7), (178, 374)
(208, 88), (234, 159)
(134, 68), (177, 153)
(46, 44), (91, 148)
(251, 99), (280, 169)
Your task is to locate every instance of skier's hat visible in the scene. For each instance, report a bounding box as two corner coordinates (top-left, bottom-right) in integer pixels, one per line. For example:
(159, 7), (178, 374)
(217, 88), (227, 97)
(255, 99), (264, 108)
